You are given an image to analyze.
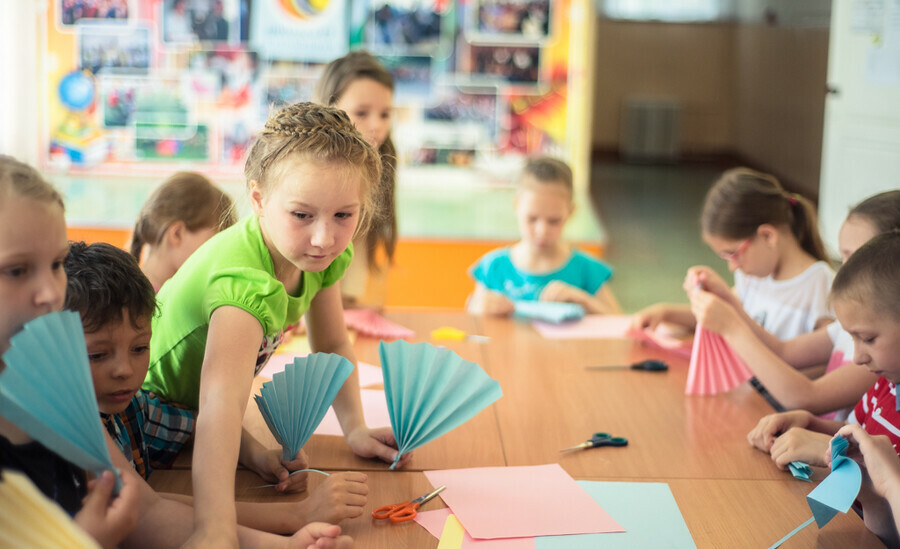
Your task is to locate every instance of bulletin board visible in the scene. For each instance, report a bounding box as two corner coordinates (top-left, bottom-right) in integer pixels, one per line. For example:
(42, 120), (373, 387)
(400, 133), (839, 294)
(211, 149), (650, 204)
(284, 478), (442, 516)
(38, 0), (592, 191)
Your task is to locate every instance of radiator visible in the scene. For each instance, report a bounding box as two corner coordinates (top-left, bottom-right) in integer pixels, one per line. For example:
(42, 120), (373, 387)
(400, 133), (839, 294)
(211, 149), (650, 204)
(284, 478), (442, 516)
(620, 97), (681, 162)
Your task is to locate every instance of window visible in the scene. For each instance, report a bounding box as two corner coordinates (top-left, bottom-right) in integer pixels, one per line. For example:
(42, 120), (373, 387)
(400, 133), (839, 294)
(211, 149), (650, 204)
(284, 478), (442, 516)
(598, 0), (735, 22)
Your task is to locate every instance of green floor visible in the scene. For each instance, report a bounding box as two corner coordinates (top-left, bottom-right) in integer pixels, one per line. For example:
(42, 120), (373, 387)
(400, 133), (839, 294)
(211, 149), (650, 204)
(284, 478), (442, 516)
(57, 161), (732, 313)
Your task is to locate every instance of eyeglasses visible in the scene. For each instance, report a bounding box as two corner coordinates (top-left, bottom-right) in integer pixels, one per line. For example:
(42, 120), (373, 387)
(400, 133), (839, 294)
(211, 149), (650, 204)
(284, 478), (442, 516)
(717, 236), (754, 262)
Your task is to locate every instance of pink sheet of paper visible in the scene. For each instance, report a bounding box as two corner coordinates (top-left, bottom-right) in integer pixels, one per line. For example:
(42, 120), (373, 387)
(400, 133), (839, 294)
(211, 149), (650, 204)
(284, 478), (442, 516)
(344, 309), (415, 339)
(314, 389), (391, 436)
(685, 325), (754, 395)
(424, 464), (624, 539)
(625, 327), (692, 359)
(532, 315), (632, 340)
(416, 509), (535, 548)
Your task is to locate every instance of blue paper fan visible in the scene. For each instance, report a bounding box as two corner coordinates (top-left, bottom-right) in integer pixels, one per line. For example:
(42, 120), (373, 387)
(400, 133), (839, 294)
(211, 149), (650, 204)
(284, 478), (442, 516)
(254, 353), (355, 461)
(0, 311), (121, 492)
(514, 301), (585, 324)
(379, 340), (503, 469)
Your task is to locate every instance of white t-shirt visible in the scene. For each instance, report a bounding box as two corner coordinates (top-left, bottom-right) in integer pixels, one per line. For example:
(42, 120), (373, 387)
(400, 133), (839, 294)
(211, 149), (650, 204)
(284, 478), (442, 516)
(734, 261), (835, 340)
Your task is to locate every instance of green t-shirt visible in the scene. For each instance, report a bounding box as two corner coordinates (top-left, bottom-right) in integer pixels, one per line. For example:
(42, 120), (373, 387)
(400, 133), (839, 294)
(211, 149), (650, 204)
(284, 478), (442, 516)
(142, 215), (352, 409)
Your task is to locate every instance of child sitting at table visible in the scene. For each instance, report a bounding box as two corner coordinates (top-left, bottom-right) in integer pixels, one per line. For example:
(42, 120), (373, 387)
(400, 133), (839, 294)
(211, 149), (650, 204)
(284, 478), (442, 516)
(65, 240), (369, 532)
(130, 171), (237, 292)
(0, 155), (349, 548)
(467, 156), (620, 315)
(745, 232), (900, 484)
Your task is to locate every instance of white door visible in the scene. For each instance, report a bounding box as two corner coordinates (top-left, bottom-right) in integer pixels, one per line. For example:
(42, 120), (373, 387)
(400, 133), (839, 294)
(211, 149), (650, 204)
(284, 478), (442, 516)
(819, 0), (900, 252)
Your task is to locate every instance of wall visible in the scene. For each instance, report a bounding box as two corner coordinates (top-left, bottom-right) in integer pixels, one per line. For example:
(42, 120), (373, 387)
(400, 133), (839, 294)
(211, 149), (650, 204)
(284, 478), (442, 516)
(592, 20), (736, 156)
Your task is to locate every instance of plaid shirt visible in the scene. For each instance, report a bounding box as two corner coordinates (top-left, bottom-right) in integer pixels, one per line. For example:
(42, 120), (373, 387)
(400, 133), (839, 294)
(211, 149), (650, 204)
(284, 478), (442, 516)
(102, 389), (195, 479)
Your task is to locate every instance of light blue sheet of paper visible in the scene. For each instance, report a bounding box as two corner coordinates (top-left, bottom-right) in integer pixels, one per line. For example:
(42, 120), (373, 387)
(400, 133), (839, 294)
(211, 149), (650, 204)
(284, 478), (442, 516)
(534, 481), (696, 548)
(0, 311), (121, 492)
(255, 353), (354, 461)
(514, 301), (585, 324)
(806, 436), (862, 528)
(379, 340), (502, 469)
(788, 461), (812, 482)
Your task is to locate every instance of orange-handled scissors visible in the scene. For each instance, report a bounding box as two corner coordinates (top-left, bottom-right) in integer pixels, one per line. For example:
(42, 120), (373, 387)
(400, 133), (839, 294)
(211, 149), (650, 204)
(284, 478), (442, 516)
(372, 485), (446, 523)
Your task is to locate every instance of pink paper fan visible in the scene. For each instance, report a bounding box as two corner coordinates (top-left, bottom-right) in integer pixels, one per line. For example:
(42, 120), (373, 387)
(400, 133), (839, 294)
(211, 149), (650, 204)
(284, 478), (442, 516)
(685, 325), (753, 395)
(626, 327), (692, 359)
(343, 309), (414, 340)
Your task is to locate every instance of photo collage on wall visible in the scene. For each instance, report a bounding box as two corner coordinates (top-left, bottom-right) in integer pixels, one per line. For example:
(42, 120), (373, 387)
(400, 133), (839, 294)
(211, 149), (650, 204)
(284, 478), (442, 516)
(45, 0), (568, 174)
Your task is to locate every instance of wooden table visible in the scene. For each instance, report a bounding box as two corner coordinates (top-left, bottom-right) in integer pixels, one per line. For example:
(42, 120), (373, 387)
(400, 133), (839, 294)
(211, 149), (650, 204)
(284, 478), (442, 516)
(153, 310), (884, 548)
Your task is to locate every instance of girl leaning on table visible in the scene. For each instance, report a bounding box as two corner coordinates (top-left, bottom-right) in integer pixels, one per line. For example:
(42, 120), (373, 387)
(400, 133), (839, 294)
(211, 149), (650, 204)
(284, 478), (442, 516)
(141, 102), (410, 547)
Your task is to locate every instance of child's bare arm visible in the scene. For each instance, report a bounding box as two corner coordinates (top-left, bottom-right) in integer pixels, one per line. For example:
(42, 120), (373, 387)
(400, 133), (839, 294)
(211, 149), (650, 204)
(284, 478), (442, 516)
(466, 283), (514, 316)
(631, 303), (696, 331)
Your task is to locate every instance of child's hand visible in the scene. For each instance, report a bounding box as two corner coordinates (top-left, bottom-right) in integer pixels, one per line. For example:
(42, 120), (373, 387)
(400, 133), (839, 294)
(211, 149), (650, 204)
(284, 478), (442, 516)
(345, 426), (412, 468)
(769, 427), (832, 469)
(284, 523), (353, 549)
(74, 470), (139, 549)
(301, 472), (369, 524)
(832, 425), (900, 501)
(747, 410), (814, 453)
(683, 266), (733, 303)
(482, 291), (515, 316)
(631, 304), (670, 331)
(540, 281), (588, 306)
(689, 289), (741, 336)
(258, 448), (310, 493)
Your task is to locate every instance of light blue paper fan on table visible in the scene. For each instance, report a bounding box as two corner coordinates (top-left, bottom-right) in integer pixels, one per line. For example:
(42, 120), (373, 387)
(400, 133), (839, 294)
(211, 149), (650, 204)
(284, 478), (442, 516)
(379, 340), (503, 470)
(514, 301), (585, 324)
(254, 353), (355, 461)
(0, 311), (122, 493)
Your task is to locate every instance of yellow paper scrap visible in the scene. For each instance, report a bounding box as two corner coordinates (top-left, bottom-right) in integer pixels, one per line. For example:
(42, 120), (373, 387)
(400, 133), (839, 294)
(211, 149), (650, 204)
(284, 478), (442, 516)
(437, 513), (465, 549)
(431, 327), (467, 341)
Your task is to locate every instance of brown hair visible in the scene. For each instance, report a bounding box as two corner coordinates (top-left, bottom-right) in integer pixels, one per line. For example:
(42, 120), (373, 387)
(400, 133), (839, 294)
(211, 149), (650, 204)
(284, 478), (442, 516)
(520, 156), (574, 198)
(831, 232), (900, 320)
(314, 50), (397, 269)
(848, 190), (900, 235)
(244, 101), (382, 239)
(701, 167), (827, 261)
(0, 155), (64, 210)
(131, 172), (236, 261)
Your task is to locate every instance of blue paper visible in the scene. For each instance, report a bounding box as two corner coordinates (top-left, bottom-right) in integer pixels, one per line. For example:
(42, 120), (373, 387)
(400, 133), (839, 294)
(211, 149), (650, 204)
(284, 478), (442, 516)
(534, 481), (696, 548)
(788, 461), (812, 482)
(0, 311), (121, 492)
(806, 435), (862, 527)
(514, 301), (585, 324)
(254, 353), (354, 461)
(379, 340), (502, 469)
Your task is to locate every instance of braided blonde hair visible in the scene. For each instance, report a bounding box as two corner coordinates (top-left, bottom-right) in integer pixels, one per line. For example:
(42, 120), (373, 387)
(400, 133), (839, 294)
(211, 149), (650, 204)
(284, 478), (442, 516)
(244, 102), (383, 238)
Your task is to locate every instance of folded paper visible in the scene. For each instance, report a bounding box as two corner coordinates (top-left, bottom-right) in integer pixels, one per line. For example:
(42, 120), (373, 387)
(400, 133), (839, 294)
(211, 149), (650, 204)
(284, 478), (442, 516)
(0, 311), (121, 493)
(380, 340), (502, 469)
(788, 461), (812, 482)
(254, 353), (354, 460)
(438, 514), (466, 549)
(424, 464), (623, 539)
(344, 309), (414, 339)
(685, 326), (753, 395)
(626, 327), (692, 359)
(513, 301), (585, 324)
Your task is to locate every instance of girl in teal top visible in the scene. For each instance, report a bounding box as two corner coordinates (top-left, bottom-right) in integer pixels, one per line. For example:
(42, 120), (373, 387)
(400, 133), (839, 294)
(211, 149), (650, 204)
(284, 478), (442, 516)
(144, 103), (405, 547)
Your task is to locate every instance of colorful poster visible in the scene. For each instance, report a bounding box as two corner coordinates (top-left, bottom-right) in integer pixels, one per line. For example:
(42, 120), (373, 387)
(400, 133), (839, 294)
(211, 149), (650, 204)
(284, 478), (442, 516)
(250, 0), (348, 62)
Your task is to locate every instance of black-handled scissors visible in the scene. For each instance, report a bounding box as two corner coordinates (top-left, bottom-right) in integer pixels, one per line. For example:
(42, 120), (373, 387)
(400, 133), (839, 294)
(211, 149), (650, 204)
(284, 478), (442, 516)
(585, 359), (668, 372)
(560, 432), (628, 452)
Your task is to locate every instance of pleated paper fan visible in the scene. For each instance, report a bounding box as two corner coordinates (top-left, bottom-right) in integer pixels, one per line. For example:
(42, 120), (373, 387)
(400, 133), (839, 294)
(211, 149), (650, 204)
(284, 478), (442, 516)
(0, 311), (121, 492)
(379, 340), (503, 469)
(254, 353), (355, 461)
(685, 325), (753, 395)
(513, 301), (585, 324)
(343, 309), (414, 339)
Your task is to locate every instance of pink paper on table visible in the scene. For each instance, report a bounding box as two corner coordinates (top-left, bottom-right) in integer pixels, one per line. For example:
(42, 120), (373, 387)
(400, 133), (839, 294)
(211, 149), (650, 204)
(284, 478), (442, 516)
(532, 315), (632, 340)
(685, 325), (753, 395)
(314, 389), (391, 436)
(626, 327), (692, 359)
(343, 309), (414, 339)
(416, 509), (535, 548)
(424, 464), (624, 539)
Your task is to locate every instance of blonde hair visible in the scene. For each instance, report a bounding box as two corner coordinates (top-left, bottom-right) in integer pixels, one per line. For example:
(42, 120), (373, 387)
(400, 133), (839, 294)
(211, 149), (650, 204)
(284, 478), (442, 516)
(244, 102), (383, 239)
(131, 172), (236, 261)
(519, 156), (574, 199)
(0, 155), (64, 210)
(701, 168), (827, 262)
(314, 51), (397, 268)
